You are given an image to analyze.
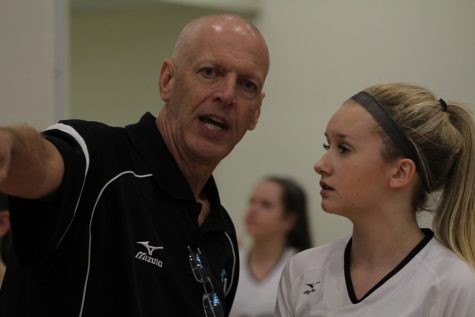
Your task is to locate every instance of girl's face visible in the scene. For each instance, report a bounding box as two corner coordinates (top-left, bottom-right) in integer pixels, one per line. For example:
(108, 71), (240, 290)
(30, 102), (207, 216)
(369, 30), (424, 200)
(245, 181), (294, 240)
(314, 101), (396, 219)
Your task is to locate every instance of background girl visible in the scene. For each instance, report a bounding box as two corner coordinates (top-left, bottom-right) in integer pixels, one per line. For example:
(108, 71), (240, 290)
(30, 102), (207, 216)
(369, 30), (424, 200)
(231, 176), (312, 317)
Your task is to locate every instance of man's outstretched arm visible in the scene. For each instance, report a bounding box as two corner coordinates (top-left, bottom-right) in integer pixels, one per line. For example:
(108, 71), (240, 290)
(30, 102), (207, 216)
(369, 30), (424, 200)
(0, 126), (64, 199)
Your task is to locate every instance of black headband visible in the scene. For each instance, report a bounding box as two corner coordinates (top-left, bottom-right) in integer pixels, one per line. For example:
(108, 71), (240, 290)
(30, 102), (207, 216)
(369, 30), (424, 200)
(350, 91), (422, 175)
(439, 98), (448, 112)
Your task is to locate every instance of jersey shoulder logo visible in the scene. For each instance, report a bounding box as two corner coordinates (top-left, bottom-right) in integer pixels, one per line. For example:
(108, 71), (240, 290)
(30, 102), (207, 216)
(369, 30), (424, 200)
(135, 241), (164, 268)
(303, 281), (320, 295)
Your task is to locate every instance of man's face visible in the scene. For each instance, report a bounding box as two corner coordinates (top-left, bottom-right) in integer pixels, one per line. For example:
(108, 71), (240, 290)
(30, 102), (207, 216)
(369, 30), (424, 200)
(160, 20), (269, 164)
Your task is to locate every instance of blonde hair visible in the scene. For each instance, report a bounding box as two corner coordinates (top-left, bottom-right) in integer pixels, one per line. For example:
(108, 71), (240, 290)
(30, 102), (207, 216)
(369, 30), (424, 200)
(364, 83), (475, 268)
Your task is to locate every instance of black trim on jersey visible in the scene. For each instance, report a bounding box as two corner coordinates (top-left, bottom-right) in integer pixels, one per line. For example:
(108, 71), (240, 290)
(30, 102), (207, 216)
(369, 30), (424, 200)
(344, 228), (434, 304)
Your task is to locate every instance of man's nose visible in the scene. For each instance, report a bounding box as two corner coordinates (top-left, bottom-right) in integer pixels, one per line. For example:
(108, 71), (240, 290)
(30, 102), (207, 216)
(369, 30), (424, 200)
(214, 76), (237, 106)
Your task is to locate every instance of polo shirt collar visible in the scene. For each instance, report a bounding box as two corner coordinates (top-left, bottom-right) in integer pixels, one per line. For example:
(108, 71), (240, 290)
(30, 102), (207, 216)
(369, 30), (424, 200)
(125, 113), (229, 230)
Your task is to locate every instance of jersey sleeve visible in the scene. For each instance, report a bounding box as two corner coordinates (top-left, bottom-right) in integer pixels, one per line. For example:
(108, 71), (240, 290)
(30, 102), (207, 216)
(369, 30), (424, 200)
(9, 122), (89, 265)
(275, 262), (295, 317)
(437, 269), (475, 316)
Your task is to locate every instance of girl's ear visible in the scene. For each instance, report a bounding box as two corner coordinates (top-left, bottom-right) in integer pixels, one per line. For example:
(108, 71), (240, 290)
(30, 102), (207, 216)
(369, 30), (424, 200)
(389, 158), (417, 189)
(283, 212), (297, 232)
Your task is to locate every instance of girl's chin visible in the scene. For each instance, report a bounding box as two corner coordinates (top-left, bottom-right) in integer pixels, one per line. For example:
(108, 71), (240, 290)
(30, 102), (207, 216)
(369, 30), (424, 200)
(245, 226), (257, 236)
(321, 204), (343, 216)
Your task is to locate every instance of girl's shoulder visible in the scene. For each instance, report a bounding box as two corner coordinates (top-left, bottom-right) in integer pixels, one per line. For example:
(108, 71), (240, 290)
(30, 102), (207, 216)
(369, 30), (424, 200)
(420, 237), (475, 286)
(286, 235), (350, 277)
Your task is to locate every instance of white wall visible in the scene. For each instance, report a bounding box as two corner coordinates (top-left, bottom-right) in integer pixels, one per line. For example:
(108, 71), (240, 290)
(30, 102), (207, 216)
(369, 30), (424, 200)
(216, 0), (475, 246)
(0, 0), (69, 129)
(70, 0), (475, 247)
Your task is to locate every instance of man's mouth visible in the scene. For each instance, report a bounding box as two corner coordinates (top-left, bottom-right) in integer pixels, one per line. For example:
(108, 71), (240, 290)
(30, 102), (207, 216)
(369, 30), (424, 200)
(199, 116), (228, 131)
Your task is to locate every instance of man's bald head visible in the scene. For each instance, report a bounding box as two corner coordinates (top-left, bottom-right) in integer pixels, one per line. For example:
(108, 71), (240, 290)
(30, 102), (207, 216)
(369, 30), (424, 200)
(171, 14), (269, 74)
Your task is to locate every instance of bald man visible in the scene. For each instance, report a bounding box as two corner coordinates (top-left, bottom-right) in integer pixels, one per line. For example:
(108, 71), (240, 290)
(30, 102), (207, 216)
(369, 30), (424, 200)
(0, 14), (269, 316)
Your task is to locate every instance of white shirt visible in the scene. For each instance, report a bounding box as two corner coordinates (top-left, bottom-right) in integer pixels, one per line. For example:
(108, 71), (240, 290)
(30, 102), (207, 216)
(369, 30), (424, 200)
(276, 230), (475, 317)
(230, 247), (296, 317)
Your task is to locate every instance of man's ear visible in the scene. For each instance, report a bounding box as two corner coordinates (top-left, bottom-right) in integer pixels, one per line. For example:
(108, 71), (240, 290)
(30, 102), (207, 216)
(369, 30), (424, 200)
(247, 92), (265, 131)
(0, 211), (10, 237)
(389, 158), (417, 189)
(159, 59), (175, 102)
(248, 105), (262, 131)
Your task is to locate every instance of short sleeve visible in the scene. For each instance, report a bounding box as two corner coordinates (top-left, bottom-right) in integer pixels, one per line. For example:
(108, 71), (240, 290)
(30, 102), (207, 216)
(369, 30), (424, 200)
(275, 262), (295, 317)
(9, 124), (87, 264)
(437, 270), (475, 316)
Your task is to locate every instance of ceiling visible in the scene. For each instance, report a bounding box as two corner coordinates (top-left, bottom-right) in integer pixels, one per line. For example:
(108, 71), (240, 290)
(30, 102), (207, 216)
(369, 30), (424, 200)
(70, 0), (259, 15)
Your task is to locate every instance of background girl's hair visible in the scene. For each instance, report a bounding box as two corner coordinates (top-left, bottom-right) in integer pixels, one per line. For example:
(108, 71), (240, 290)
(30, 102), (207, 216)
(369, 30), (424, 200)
(264, 176), (312, 251)
(364, 83), (475, 268)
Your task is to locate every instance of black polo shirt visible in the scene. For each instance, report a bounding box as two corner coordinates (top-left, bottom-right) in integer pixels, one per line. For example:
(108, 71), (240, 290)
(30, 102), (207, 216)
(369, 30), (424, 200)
(0, 113), (239, 317)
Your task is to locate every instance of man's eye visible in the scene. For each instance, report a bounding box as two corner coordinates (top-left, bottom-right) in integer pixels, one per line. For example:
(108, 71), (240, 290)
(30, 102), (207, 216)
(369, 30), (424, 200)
(200, 67), (218, 78)
(322, 143), (330, 150)
(238, 79), (259, 99)
(241, 80), (257, 92)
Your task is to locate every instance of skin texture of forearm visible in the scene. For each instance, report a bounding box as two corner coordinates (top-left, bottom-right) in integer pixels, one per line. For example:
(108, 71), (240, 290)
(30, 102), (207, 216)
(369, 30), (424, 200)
(0, 125), (63, 199)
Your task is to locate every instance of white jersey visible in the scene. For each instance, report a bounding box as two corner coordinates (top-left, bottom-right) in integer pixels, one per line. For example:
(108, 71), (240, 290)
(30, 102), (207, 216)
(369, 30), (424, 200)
(230, 247), (296, 317)
(276, 230), (475, 317)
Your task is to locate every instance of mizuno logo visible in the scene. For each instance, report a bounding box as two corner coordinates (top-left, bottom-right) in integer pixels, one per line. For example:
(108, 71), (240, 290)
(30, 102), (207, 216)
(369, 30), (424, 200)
(136, 241), (164, 255)
(135, 241), (164, 268)
(303, 281), (320, 295)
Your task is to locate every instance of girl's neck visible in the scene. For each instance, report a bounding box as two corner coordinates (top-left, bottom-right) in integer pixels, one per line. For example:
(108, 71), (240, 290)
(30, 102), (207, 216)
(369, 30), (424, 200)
(248, 235), (287, 281)
(251, 235), (286, 261)
(351, 220), (424, 269)
(349, 219), (425, 300)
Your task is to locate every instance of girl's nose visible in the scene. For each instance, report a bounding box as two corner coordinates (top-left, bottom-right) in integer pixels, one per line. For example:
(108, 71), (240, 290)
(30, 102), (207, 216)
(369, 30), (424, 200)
(314, 155), (329, 176)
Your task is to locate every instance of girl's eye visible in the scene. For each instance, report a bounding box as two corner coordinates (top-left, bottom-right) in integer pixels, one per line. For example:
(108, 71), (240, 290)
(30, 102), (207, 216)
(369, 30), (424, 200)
(323, 142), (351, 153)
(261, 200), (272, 209)
(338, 145), (351, 154)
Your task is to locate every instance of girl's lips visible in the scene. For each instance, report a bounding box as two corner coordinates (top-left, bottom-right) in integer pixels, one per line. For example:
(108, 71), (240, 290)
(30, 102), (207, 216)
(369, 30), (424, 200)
(320, 180), (334, 196)
(320, 180), (333, 190)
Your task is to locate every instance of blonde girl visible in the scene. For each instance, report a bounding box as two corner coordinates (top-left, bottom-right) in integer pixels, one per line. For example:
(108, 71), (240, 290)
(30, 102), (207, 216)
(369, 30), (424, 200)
(276, 83), (475, 317)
